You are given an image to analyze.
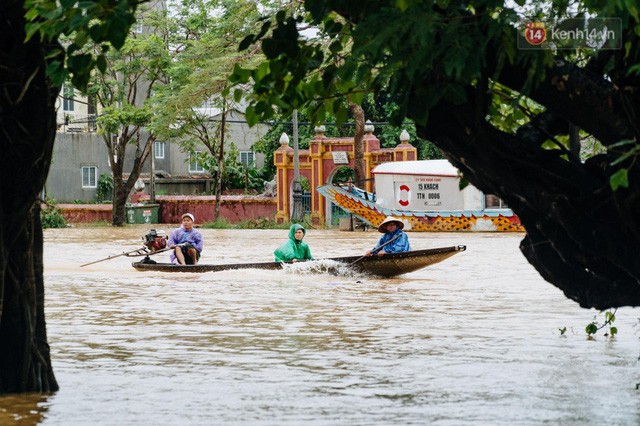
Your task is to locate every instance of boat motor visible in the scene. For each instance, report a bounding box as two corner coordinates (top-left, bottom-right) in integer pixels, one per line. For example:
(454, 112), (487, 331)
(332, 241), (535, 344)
(143, 229), (167, 251)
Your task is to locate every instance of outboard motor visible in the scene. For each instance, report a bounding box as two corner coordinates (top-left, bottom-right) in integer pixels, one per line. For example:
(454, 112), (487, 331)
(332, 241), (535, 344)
(143, 229), (167, 251)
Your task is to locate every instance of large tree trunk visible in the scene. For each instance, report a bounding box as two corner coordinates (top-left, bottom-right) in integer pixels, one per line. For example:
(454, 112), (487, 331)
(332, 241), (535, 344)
(0, 0), (59, 393)
(418, 82), (640, 309)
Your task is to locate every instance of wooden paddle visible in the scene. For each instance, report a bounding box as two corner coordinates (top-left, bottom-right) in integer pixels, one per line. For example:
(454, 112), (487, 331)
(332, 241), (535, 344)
(349, 233), (403, 266)
(80, 245), (177, 267)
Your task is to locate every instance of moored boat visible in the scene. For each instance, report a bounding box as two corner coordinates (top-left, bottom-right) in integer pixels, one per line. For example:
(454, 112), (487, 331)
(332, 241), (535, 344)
(318, 159), (524, 232)
(132, 245), (466, 278)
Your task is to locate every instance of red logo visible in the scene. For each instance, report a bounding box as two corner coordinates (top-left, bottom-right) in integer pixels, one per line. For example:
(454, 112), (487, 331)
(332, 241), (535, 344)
(398, 185), (410, 207)
(525, 22), (546, 45)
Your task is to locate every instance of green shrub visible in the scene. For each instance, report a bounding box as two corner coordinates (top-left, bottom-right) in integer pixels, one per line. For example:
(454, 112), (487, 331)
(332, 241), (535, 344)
(41, 202), (67, 228)
(96, 174), (114, 202)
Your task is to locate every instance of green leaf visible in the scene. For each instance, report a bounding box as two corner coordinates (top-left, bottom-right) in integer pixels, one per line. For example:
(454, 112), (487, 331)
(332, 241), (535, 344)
(585, 323), (598, 335)
(238, 35), (254, 51)
(24, 23), (42, 42)
(75, 30), (88, 48)
(335, 105), (348, 126)
(331, 98), (342, 115)
(329, 40), (342, 54)
(24, 8), (39, 21)
(396, 0), (410, 11)
(96, 54), (107, 73)
(349, 91), (364, 105)
(45, 60), (62, 77)
(233, 89), (244, 103)
(60, 0), (77, 9)
(458, 176), (470, 190)
(610, 327), (618, 335)
(245, 105), (258, 127)
(229, 64), (252, 84)
(609, 168), (629, 191)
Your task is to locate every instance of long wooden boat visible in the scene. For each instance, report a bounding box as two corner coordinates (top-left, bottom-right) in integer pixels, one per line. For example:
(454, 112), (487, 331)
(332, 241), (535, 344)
(317, 160), (524, 232)
(132, 245), (466, 278)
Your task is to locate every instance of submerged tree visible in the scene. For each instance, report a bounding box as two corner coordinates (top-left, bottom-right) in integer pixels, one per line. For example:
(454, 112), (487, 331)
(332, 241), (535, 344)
(0, 0), (139, 393)
(233, 1), (640, 309)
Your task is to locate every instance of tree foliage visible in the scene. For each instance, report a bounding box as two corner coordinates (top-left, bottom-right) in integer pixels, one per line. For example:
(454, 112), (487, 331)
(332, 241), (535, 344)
(151, 0), (277, 216)
(233, 0), (640, 309)
(86, 1), (171, 226)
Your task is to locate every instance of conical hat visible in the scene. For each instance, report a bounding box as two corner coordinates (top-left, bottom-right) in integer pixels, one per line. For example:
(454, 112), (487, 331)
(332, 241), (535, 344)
(377, 216), (404, 233)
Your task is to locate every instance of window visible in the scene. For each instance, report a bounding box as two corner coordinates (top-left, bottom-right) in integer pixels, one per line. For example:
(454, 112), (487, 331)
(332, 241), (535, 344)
(155, 141), (165, 159)
(239, 150), (255, 167)
(82, 166), (97, 188)
(133, 22), (143, 33)
(485, 194), (508, 209)
(63, 85), (74, 112)
(189, 151), (204, 172)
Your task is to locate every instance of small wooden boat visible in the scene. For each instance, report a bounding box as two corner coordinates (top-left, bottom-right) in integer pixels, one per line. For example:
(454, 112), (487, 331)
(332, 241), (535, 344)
(131, 245), (466, 278)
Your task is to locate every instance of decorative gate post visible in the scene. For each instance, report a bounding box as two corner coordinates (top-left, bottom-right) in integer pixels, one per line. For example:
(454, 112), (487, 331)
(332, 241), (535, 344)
(274, 133), (293, 223)
(272, 123), (416, 225)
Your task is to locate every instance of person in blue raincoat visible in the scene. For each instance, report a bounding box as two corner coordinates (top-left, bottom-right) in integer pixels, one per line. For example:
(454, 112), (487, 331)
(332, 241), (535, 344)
(168, 213), (203, 265)
(365, 216), (411, 257)
(274, 224), (313, 262)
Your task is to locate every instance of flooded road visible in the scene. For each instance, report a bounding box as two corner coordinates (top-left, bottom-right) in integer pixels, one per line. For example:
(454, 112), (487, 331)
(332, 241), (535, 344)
(2, 226), (639, 424)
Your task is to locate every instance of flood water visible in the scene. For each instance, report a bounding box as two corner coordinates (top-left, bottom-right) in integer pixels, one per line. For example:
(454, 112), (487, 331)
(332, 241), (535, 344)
(1, 226), (639, 425)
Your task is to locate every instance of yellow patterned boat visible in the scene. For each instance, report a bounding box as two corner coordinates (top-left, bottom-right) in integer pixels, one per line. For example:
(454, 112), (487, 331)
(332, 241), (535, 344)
(317, 160), (524, 232)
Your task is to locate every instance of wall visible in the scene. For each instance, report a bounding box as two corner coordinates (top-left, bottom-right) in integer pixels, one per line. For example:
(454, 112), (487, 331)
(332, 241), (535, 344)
(56, 195), (277, 224)
(156, 195), (277, 224)
(47, 133), (111, 202)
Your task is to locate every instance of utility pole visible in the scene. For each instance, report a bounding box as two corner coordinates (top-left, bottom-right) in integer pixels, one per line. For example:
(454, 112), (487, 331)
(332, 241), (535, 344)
(150, 138), (156, 204)
(290, 109), (303, 222)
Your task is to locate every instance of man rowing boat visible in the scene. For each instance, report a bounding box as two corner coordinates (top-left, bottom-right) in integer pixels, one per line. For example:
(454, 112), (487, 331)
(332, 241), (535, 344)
(365, 216), (411, 257)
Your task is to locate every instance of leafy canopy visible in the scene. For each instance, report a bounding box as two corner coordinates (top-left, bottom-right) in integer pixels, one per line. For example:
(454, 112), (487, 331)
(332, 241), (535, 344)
(25, 0), (144, 90)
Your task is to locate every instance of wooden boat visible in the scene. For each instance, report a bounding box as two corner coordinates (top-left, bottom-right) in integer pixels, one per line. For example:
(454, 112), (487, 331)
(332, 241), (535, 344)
(132, 245), (466, 278)
(317, 159), (524, 232)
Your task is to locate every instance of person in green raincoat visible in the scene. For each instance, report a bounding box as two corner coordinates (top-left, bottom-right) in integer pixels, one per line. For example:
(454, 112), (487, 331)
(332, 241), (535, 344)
(274, 224), (313, 262)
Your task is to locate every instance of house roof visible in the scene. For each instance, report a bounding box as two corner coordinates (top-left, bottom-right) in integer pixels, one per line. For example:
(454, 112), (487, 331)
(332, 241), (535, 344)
(372, 159), (459, 177)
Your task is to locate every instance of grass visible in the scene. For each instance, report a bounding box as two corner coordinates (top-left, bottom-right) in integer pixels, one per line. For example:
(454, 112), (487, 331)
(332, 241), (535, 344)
(201, 216), (325, 230)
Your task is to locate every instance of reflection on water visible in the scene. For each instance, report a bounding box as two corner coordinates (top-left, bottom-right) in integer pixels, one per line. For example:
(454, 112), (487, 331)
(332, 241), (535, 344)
(1, 226), (639, 425)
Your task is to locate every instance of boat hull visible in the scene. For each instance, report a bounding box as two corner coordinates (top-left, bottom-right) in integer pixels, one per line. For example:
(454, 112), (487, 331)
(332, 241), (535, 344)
(317, 184), (524, 232)
(132, 246), (466, 278)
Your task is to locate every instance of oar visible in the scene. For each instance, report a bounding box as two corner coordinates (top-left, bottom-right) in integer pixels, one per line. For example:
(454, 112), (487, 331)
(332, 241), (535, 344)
(349, 233), (403, 266)
(80, 245), (175, 267)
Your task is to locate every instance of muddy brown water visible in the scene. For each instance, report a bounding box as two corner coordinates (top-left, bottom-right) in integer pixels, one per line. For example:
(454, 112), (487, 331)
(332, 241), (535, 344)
(1, 226), (638, 425)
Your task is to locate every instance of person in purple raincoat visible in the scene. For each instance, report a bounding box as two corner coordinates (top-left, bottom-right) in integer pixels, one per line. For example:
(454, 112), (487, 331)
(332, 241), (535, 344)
(168, 213), (203, 265)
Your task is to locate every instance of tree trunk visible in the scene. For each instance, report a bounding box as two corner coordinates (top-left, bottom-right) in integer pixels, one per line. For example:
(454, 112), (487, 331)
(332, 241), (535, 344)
(348, 100), (366, 184)
(112, 178), (128, 227)
(0, 0), (59, 393)
(214, 106), (227, 221)
(418, 86), (640, 309)
(110, 133), (154, 227)
(569, 124), (580, 162)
